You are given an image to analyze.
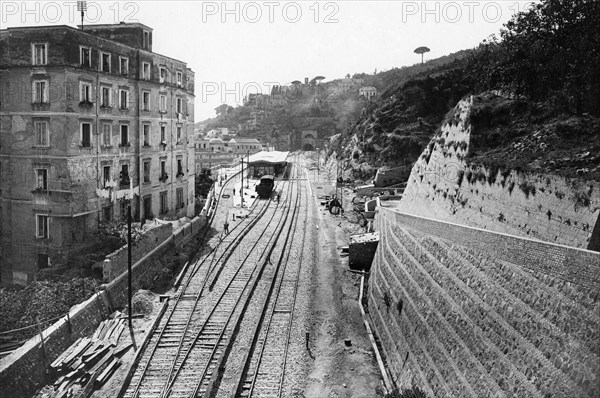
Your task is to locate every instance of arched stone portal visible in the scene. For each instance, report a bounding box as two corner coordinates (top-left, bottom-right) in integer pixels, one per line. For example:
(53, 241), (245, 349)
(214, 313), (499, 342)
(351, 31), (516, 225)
(300, 130), (317, 151)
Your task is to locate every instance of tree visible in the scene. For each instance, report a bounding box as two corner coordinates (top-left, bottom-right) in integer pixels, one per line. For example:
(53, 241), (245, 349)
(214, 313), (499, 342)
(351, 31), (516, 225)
(414, 46), (431, 64)
(215, 104), (230, 117)
(493, 0), (600, 113)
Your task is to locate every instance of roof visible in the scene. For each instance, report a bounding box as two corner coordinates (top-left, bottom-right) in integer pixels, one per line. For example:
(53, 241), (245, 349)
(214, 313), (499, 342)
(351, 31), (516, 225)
(229, 138), (261, 144)
(248, 151), (289, 164)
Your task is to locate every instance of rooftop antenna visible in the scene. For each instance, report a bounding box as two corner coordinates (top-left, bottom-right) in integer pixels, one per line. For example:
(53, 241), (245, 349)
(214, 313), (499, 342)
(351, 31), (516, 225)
(77, 1), (87, 30)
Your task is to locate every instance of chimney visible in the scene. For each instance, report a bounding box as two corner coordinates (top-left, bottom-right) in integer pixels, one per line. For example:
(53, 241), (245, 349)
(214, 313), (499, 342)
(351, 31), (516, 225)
(305, 77), (309, 85)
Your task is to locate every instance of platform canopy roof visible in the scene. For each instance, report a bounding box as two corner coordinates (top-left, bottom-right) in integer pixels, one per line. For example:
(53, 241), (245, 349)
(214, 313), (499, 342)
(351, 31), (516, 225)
(248, 151), (289, 165)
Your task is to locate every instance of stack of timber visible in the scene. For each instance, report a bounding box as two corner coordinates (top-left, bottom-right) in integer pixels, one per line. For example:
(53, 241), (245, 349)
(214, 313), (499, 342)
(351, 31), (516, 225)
(42, 312), (132, 398)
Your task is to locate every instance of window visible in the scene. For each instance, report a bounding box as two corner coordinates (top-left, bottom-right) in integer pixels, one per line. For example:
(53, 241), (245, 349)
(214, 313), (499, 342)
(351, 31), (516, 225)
(120, 164), (130, 187)
(36, 214), (49, 238)
(176, 188), (184, 209)
(159, 94), (167, 112)
(119, 90), (129, 109)
(80, 46), (91, 67)
(38, 253), (49, 269)
(142, 91), (150, 111)
(101, 86), (111, 107)
(160, 125), (166, 143)
(160, 159), (166, 179)
(32, 43), (47, 65)
(103, 165), (111, 187)
(142, 62), (150, 80)
(34, 121), (49, 146)
(81, 122), (91, 147)
(103, 206), (112, 222)
(176, 125), (182, 142)
(143, 30), (150, 50)
(100, 52), (111, 72)
(143, 160), (151, 183)
(32, 80), (48, 103)
(176, 98), (182, 113)
(160, 67), (167, 83)
(160, 191), (168, 214)
(177, 158), (183, 176)
(80, 81), (92, 103)
(120, 125), (129, 146)
(176, 71), (182, 86)
(143, 195), (152, 220)
(143, 124), (151, 146)
(36, 168), (48, 190)
(102, 123), (111, 146)
(119, 57), (129, 75)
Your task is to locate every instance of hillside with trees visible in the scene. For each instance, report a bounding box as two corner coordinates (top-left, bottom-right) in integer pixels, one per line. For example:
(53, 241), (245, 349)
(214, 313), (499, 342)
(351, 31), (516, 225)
(328, 0), (600, 182)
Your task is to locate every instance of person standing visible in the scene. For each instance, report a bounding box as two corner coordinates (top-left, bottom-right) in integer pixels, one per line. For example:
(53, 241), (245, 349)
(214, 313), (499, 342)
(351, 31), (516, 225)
(224, 220), (229, 234)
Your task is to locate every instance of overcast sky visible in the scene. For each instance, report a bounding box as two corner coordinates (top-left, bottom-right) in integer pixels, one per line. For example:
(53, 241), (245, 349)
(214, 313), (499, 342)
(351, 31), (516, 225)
(1, 0), (538, 120)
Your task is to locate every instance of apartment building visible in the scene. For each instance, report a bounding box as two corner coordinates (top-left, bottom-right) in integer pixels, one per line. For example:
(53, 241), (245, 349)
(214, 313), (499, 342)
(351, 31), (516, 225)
(0, 23), (195, 285)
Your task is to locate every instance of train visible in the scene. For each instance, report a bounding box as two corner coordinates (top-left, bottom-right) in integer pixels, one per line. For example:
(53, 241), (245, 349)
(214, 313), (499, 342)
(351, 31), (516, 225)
(255, 175), (275, 199)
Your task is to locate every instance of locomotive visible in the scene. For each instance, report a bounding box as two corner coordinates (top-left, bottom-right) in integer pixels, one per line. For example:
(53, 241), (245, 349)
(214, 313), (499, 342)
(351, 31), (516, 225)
(255, 175), (275, 199)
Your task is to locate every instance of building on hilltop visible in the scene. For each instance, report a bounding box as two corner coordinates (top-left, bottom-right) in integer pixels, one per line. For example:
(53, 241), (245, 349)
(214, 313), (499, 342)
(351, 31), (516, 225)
(0, 23), (195, 285)
(359, 86), (378, 101)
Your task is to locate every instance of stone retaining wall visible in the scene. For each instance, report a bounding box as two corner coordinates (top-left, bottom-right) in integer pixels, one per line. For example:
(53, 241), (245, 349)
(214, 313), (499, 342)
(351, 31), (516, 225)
(369, 207), (600, 397)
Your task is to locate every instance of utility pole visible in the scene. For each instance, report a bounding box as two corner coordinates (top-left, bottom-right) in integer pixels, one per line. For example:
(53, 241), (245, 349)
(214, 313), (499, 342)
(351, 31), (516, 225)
(241, 157), (244, 208)
(127, 204), (132, 329)
(246, 150), (250, 188)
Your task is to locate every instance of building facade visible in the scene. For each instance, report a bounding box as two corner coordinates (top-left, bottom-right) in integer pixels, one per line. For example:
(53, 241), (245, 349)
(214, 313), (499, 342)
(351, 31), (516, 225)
(0, 23), (195, 285)
(359, 86), (378, 100)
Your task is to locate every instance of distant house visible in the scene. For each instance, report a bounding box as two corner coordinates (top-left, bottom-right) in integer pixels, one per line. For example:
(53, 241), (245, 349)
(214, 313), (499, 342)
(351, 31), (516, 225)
(194, 138), (234, 171)
(359, 86), (378, 100)
(228, 138), (262, 157)
(336, 78), (365, 94)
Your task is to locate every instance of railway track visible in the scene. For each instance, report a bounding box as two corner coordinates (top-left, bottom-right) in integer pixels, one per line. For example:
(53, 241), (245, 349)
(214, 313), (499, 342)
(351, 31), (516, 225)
(224, 162), (309, 398)
(121, 162), (300, 398)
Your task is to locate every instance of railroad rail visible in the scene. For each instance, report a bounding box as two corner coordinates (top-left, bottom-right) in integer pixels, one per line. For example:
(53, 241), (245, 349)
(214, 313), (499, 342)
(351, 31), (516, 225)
(121, 162), (299, 398)
(226, 161), (309, 398)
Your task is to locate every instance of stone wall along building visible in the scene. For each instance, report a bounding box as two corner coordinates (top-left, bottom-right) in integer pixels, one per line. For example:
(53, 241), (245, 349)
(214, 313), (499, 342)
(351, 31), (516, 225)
(0, 23), (195, 285)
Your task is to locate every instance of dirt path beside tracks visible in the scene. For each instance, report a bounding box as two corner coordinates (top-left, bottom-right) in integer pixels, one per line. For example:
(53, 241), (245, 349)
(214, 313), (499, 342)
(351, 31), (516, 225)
(303, 166), (385, 398)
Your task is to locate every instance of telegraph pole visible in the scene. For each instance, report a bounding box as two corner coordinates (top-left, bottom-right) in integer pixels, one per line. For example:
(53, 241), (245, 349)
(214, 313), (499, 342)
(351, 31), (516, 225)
(241, 157), (244, 208)
(127, 204), (132, 328)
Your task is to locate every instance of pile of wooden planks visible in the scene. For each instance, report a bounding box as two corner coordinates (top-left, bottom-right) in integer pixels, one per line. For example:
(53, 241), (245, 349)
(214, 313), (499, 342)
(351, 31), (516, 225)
(46, 312), (132, 398)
